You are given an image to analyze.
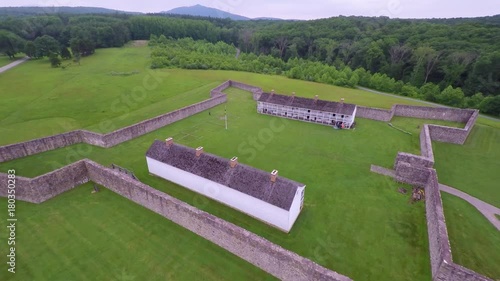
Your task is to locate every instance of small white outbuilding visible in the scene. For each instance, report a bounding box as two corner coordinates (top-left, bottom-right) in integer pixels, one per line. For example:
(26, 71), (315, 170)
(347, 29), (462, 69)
(146, 138), (306, 232)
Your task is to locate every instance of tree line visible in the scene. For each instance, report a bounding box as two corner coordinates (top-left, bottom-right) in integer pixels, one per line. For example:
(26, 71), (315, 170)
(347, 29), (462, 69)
(0, 15), (132, 66)
(149, 37), (499, 116)
(233, 16), (500, 99)
(0, 13), (498, 115)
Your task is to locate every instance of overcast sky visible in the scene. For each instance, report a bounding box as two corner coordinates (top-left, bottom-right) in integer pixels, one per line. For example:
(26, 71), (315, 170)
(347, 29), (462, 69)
(2, 0), (499, 20)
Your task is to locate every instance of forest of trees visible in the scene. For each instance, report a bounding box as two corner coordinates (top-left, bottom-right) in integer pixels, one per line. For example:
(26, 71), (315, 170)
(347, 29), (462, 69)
(0, 13), (499, 116)
(0, 15), (132, 66)
(149, 37), (498, 115)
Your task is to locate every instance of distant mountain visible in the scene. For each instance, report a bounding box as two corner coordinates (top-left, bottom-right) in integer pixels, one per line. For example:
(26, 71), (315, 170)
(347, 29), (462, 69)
(0, 5), (285, 20)
(253, 17), (284, 21)
(0, 6), (141, 16)
(162, 4), (250, 21)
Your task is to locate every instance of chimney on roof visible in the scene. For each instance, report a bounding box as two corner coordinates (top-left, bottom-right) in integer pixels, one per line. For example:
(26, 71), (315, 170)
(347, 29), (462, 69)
(270, 169), (278, 183)
(291, 92), (295, 99)
(314, 95), (319, 103)
(230, 157), (238, 168)
(340, 98), (345, 104)
(196, 147), (204, 157)
(166, 137), (173, 147)
(271, 89), (275, 96)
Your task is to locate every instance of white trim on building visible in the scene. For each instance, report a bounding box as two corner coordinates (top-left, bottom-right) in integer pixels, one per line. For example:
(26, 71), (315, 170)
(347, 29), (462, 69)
(146, 140), (306, 233)
(257, 93), (357, 129)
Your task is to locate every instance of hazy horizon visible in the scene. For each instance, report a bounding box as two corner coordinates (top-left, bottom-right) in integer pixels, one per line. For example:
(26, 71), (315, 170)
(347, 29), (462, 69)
(0, 0), (499, 20)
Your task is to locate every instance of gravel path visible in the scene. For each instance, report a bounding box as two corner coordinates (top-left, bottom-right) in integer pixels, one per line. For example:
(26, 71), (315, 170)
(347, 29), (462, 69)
(370, 165), (500, 231)
(439, 183), (500, 231)
(0, 57), (30, 74)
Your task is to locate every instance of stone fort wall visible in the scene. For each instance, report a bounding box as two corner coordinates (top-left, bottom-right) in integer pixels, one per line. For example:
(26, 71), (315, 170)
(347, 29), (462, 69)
(423, 169), (490, 281)
(102, 95), (227, 147)
(0, 160), (89, 203)
(0, 80), (266, 163)
(420, 125), (434, 160)
(0, 80), (478, 164)
(427, 109), (479, 145)
(210, 80), (263, 100)
(356, 106), (395, 121)
(0, 80), (489, 280)
(384, 161), (492, 281)
(424, 169), (452, 278)
(423, 170), (489, 281)
(0, 95), (226, 163)
(394, 105), (474, 123)
(0, 160), (352, 281)
(382, 105), (489, 280)
(0, 131), (82, 164)
(357, 104), (478, 146)
(210, 80), (231, 97)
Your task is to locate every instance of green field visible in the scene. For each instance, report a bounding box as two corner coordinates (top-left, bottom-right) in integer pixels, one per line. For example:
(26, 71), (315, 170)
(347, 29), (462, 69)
(0, 183), (276, 281)
(433, 125), (500, 208)
(1, 45), (496, 146)
(0, 55), (14, 67)
(0, 45), (499, 280)
(442, 194), (500, 279)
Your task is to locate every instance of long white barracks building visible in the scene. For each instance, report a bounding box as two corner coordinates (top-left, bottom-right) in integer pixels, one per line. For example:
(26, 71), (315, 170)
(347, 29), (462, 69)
(146, 138), (306, 232)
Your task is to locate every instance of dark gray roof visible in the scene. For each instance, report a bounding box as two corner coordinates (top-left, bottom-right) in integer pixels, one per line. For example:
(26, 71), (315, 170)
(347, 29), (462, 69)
(258, 92), (356, 115)
(146, 140), (304, 210)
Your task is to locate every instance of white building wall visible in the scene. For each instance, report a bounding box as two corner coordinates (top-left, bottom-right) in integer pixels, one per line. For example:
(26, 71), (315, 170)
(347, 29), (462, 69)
(147, 157), (292, 231)
(351, 106), (357, 124)
(258, 101), (356, 128)
(288, 186), (305, 229)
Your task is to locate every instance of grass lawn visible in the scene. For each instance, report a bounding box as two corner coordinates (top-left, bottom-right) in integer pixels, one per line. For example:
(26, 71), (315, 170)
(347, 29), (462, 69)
(0, 44), (498, 280)
(2, 87), (459, 281)
(0, 184), (276, 281)
(1, 45), (495, 146)
(442, 194), (500, 279)
(0, 55), (14, 67)
(0, 54), (27, 68)
(433, 125), (500, 208)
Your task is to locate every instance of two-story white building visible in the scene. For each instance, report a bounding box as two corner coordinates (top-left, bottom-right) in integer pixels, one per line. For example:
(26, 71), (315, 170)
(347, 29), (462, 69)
(146, 138), (306, 233)
(257, 92), (357, 129)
